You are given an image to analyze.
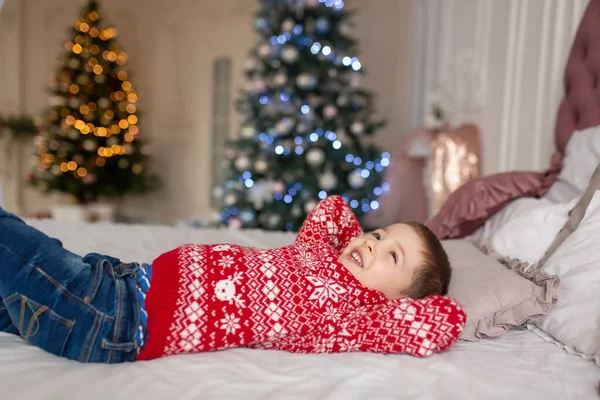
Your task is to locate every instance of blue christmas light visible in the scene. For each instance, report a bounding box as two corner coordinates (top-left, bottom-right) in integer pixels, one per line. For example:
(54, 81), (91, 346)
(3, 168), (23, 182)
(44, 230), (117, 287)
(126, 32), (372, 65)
(373, 187), (383, 196)
(295, 146), (304, 155)
(266, 135), (274, 144)
(316, 128), (324, 135)
(353, 157), (362, 165)
(277, 35), (286, 44)
(350, 200), (359, 208)
(325, 131), (336, 140)
(366, 161), (374, 169)
(310, 42), (322, 54)
(361, 204), (370, 212)
(283, 32), (292, 40)
(293, 25), (303, 35)
(370, 200), (379, 210)
(259, 133), (267, 141)
(309, 133), (319, 142)
(375, 163), (384, 172)
(334, 0), (345, 10)
(322, 46), (332, 56)
(286, 223), (293, 230)
(301, 105), (310, 114)
(382, 182), (391, 193)
(283, 147), (291, 155)
(382, 152), (391, 159)
(244, 179), (254, 188)
(242, 171), (252, 179)
(270, 36), (278, 45)
(240, 209), (255, 223)
(275, 145), (284, 154)
(342, 56), (352, 66)
(351, 60), (362, 71)
(295, 182), (302, 189)
(289, 188), (297, 195)
(259, 96), (269, 104)
(280, 92), (290, 102)
(230, 207), (239, 215)
(274, 193), (283, 200)
(345, 154), (354, 162)
(325, 0), (335, 7)
(332, 140), (341, 149)
(294, 136), (303, 144)
(318, 190), (327, 199)
(360, 169), (370, 178)
(284, 195), (293, 203)
(381, 158), (390, 167)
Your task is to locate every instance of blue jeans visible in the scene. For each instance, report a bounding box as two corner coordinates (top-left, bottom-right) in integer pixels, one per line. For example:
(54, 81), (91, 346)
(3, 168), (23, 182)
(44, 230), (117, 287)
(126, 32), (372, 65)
(0, 208), (141, 363)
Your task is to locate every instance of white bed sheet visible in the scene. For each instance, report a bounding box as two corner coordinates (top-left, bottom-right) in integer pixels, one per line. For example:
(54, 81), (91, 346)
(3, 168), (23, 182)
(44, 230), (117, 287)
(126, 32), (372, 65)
(0, 219), (596, 400)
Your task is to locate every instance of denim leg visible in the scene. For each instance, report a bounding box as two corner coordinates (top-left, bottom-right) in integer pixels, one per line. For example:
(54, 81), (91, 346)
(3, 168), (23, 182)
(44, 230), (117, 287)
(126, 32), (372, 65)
(0, 208), (140, 363)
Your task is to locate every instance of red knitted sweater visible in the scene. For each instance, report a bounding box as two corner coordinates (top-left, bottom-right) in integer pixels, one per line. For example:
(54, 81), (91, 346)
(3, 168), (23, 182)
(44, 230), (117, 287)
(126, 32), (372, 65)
(137, 196), (465, 361)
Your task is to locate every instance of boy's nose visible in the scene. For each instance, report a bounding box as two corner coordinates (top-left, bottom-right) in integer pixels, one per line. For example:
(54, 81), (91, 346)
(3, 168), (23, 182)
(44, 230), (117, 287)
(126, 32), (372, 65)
(364, 239), (374, 254)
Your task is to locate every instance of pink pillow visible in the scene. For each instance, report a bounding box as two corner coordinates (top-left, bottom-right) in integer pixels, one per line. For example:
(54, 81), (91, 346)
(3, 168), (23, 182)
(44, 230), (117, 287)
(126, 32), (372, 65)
(427, 169), (558, 239)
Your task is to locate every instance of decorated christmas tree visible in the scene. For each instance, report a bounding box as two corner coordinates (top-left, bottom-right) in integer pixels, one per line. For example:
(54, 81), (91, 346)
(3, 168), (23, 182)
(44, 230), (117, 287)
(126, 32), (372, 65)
(217, 0), (389, 231)
(30, 0), (157, 204)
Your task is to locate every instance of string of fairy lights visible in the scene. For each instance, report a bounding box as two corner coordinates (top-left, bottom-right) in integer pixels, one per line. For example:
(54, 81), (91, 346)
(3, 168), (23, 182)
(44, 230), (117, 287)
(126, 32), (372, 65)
(34, 9), (143, 182)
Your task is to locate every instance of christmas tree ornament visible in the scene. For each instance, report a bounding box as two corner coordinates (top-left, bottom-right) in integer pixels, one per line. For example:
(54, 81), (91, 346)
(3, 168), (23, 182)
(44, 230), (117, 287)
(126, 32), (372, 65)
(257, 43), (271, 58)
(248, 180), (274, 208)
(244, 57), (258, 70)
(213, 186), (225, 199)
(323, 104), (338, 119)
(68, 58), (80, 69)
(267, 213), (281, 228)
(304, 200), (317, 213)
(253, 17), (269, 32)
(239, 209), (255, 223)
(241, 125), (256, 138)
(275, 118), (294, 135)
(336, 93), (349, 106)
(281, 18), (295, 32)
(224, 193), (237, 206)
(348, 170), (366, 189)
(351, 122), (365, 135)
(339, 22), (351, 35)
(272, 180), (286, 193)
(328, 68), (338, 78)
(318, 170), (338, 190)
(82, 140), (97, 151)
(315, 17), (330, 34)
(234, 155), (251, 171)
(291, 205), (301, 217)
(94, 74), (105, 83)
(296, 73), (318, 89)
(306, 148), (325, 166)
(281, 46), (299, 63)
(98, 98), (110, 108)
(254, 158), (268, 173)
(272, 72), (287, 87)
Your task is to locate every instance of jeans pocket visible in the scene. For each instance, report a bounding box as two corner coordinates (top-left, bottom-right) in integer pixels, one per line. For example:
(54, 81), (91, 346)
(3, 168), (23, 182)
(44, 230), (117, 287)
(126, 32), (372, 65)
(3, 293), (75, 357)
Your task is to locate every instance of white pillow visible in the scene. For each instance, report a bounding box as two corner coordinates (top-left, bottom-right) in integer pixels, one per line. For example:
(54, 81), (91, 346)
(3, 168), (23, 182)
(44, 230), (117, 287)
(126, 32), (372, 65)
(534, 190), (600, 361)
(489, 196), (579, 264)
(545, 124), (600, 203)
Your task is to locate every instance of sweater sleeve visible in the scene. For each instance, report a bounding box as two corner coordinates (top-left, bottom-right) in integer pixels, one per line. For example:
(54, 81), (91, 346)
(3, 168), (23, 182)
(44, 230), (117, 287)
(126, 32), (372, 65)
(295, 196), (363, 252)
(335, 296), (465, 357)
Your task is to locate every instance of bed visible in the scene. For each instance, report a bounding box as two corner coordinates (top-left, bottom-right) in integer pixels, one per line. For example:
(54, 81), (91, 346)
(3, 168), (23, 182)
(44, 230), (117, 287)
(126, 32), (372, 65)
(3, 0), (600, 398)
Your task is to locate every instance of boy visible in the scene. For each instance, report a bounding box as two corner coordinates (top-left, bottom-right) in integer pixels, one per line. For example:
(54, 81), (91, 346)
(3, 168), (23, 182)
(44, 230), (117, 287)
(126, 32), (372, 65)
(0, 196), (464, 363)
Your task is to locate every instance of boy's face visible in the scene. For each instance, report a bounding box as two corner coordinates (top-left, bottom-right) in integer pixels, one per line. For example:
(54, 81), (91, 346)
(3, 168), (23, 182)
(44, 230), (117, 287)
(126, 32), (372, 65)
(339, 223), (424, 300)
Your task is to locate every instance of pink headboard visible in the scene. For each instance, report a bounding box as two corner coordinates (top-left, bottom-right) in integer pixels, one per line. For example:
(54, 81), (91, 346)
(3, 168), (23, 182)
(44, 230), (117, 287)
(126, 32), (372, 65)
(554, 0), (600, 156)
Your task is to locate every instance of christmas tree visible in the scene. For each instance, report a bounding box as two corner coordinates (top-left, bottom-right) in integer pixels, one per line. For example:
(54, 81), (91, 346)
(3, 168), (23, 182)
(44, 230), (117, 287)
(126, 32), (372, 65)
(30, 0), (157, 204)
(217, 0), (389, 231)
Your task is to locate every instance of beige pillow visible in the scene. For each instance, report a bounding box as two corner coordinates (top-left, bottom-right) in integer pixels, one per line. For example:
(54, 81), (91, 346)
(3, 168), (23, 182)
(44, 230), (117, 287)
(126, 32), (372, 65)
(444, 240), (559, 341)
(539, 163), (600, 266)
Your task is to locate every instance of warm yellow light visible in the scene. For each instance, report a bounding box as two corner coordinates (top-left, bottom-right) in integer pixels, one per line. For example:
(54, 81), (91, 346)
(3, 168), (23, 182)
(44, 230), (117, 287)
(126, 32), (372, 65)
(114, 91), (125, 101)
(69, 84), (79, 94)
(67, 161), (77, 171)
(80, 125), (90, 134)
(126, 104), (136, 113)
(93, 65), (103, 74)
(117, 71), (128, 81)
(77, 167), (87, 177)
(75, 36), (84, 45)
(43, 154), (54, 163)
(80, 22), (89, 32)
(124, 132), (134, 142)
(88, 102), (97, 111)
(121, 81), (132, 91)
(128, 126), (139, 135)
(74, 120), (85, 129)
(89, 27), (99, 38)
(127, 93), (138, 102)
(89, 11), (99, 21)
(107, 51), (117, 62)
(60, 108), (70, 117)
(79, 105), (89, 115)
(118, 102), (127, 112)
(105, 148), (114, 157)
(132, 164), (142, 174)
(127, 115), (138, 125)
(111, 145), (120, 153)
(86, 123), (95, 131)
(110, 125), (121, 134)
(118, 119), (129, 129)
(96, 157), (106, 166)
(64, 41), (73, 51)
(89, 58), (98, 66)
(65, 116), (75, 125)
(73, 44), (83, 54)
(97, 148), (104, 156)
(104, 110), (114, 119)
(90, 45), (99, 54)
(96, 127), (108, 137)
(60, 162), (69, 172)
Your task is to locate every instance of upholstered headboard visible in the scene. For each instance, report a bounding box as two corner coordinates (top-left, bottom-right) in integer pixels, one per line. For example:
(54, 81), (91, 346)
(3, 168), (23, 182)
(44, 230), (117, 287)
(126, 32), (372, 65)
(554, 0), (600, 156)
(427, 0), (600, 239)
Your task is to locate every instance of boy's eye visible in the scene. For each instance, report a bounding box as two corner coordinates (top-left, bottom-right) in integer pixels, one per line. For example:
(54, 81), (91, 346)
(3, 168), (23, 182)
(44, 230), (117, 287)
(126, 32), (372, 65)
(372, 231), (381, 240)
(389, 251), (398, 264)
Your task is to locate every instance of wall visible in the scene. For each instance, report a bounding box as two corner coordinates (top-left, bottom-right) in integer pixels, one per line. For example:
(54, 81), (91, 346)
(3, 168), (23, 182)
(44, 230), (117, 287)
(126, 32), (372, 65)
(0, 0), (413, 223)
(412, 0), (588, 175)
